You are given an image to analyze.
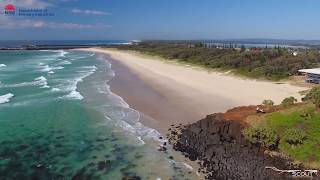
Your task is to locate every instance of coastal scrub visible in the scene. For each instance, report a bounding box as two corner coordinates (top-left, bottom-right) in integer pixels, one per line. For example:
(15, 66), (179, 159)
(243, 104), (320, 168)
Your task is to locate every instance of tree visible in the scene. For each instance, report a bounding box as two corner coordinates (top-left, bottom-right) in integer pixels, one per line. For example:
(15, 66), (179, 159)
(281, 96), (297, 107)
(304, 87), (320, 108)
(195, 42), (204, 48)
(262, 99), (274, 106)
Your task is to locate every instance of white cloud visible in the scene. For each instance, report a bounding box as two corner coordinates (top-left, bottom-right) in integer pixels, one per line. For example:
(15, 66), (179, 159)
(71, 8), (110, 16)
(0, 16), (111, 29)
(0, 0), (52, 8)
(45, 22), (111, 29)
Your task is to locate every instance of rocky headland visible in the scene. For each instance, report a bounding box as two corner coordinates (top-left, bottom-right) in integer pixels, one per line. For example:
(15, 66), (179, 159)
(168, 106), (305, 180)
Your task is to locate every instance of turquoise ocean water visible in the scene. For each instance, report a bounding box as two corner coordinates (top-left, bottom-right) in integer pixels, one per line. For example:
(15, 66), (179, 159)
(0, 50), (197, 180)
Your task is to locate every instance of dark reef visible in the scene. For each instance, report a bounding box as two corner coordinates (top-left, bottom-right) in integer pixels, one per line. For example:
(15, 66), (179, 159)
(169, 113), (304, 180)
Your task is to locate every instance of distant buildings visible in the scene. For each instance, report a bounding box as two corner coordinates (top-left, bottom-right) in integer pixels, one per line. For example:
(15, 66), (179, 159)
(298, 68), (320, 84)
(131, 40), (142, 45)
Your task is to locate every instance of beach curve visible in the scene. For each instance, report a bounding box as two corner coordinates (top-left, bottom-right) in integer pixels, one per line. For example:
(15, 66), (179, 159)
(80, 47), (308, 131)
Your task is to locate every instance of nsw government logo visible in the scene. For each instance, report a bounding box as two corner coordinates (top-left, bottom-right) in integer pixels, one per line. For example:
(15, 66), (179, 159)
(1, 3), (55, 17)
(4, 4), (15, 15)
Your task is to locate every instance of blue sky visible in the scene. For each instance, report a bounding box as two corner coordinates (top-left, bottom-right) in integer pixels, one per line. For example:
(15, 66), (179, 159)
(0, 0), (319, 40)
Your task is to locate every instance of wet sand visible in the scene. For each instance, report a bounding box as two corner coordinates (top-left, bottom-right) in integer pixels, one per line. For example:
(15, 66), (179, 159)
(107, 57), (201, 133)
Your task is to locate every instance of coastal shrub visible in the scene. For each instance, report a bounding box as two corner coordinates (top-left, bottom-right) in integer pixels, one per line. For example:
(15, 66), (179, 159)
(281, 97), (297, 107)
(243, 127), (279, 150)
(304, 87), (320, 108)
(262, 100), (274, 106)
(283, 128), (307, 145)
(300, 108), (315, 120)
(243, 105), (320, 165)
(119, 43), (320, 80)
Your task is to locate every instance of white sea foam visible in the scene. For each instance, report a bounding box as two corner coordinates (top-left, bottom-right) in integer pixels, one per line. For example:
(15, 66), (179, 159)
(104, 107), (164, 146)
(51, 66), (64, 70)
(0, 82), (28, 88)
(48, 71), (55, 74)
(64, 90), (83, 100)
(46, 50), (69, 57)
(110, 92), (130, 108)
(0, 76), (50, 88)
(34, 76), (50, 88)
(59, 50), (69, 57)
(59, 61), (72, 65)
(0, 93), (14, 104)
(137, 136), (146, 145)
(69, 53), (95, 60)
(40, 65), (64, 72)
(102, 81), (165, 145)
(93, 62), (166, 144)
(41, 65), (52, 72)
(96, 83), (109, 94)
(51, 88), (61, 92)
(0, 64), (7, 68)
(60, 65), (97, 100)
(34, 76), (46, 81)
(54, 66), (64, 70)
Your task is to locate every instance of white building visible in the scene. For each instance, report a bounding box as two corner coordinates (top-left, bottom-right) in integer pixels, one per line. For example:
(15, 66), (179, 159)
(298, 68), (320, 84)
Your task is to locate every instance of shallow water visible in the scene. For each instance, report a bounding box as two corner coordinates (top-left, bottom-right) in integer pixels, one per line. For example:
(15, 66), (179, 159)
(0, 50), (199, 179)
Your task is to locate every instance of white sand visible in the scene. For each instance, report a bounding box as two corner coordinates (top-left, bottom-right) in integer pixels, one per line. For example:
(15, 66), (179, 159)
(84, 48), (308, 119)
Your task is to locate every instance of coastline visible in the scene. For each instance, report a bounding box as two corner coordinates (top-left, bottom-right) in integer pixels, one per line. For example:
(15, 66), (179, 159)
(80, 47), (308, 132)
(106, 57), (200, 134)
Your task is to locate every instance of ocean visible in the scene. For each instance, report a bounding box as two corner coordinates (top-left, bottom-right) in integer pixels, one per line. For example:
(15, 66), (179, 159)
(0, 50), (198, 179)
(0, 40), (130, 48)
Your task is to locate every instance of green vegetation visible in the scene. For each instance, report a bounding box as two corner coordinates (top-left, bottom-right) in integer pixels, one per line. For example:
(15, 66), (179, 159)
(243, 126), (279, 150)
(283, 128), (307, 145)
(281, 96), (297, 107)
(119, 43), (320, 80)
(243, 104), (320, 167)
(262, 99), (274, 106)
(304, 87), (320, 107)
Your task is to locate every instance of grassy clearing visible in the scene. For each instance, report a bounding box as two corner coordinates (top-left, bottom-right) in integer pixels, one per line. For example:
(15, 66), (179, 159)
(244, 103), (320, 168)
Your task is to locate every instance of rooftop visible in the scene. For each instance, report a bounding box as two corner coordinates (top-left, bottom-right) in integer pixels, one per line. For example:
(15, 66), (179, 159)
(298, 68), (320, 75)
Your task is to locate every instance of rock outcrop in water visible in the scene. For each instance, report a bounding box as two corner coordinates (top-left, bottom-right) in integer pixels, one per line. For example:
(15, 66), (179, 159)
(169, 112), (303, 180)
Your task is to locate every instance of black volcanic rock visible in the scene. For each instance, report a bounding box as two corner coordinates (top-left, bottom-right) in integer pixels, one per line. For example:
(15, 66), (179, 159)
(170, 113), (302, 180)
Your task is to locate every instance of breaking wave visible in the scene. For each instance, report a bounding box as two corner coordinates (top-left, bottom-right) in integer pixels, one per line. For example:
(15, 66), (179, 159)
(59, 61), (72, 65)
(61, 66), (97, 100)
(0, 76), (49, 88)
(0, 93), (14, 104)
(40, 65), (64, 72)
(34, 76), (50, 88)
(96, 59), (165, 145)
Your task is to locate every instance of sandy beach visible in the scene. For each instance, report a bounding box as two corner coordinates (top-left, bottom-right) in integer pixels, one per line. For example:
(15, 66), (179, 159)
(83, 48), (308, 132)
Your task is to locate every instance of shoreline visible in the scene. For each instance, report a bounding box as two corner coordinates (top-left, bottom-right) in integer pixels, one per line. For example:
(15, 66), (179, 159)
(106, 56), (201, 133)
(99, 53), (205, 178)
(80, 48), (308, 132)
(77, 48), (311, 179)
